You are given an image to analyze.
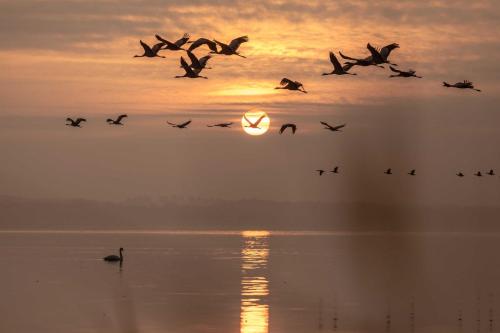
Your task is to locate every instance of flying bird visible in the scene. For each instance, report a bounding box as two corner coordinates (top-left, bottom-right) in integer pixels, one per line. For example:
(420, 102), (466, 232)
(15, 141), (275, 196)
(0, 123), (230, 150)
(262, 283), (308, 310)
(279, 123), (297, 134)
(385, 168), (393, 175)
(408, 169), (416, 176)
(103, 247), (124, 262)
(134, 40), (165, 58)
(320, 122), (346, 132)
(340, 50), (384, 70)
(474, 171), (483, 177)
(167, 120), (192, 129)
(66, 117), (87, 127)
(316, 169), (325, 176)
(322, 52), (357, 76)
(389, 66), (422, 78)
(175, 56), (208, 79)
(331, 166), (339, 174)
(106, 114), (128, 125)
(443, 80), (481, 92)
(275, 78), (307, 93)
(213, 36), (249, 57)
(243, 115), (266, 129)
(367, 43), (396, 67)
(457, 172), (465, 177)
(155, 33), (190, 51)
(185, 51), (212, 71)
(487, 169), (495, 176)
(187, 38), (219, 53)
(207, 122), (233, 128)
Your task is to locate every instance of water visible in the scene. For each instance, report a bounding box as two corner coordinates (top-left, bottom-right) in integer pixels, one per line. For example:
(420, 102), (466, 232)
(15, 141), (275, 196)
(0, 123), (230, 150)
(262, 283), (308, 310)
(1, 230), (500, 333)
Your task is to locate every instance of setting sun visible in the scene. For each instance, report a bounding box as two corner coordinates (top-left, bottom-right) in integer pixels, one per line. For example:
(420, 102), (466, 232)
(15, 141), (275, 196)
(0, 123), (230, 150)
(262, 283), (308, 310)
(241, 110), (270, 136)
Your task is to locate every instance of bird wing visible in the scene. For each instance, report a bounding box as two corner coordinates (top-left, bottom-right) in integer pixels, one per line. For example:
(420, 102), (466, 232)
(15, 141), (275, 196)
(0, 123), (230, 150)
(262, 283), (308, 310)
(342, 62), (354, 71)
(366, 43), (383, 63)
(253, 115), (266, 127)
(380, 43), (399, 60)
(155, 34), (176, 48)
(329, 52), (343, 71)
(167, 121), (176, 126)
(180, 57), (196, 76)
(66, 117), (74, 123)
(151, 42), (165, 54)
(116, 114), (128, 122)
(174, 33), (190, 47)
(332, 124), (346, 130)
(188, 38), (217, 52)
(75, 118), (87, 124)
(139, 40), (153, 53)
(186, 51), (201, 69)
(279, 124), (287, 134)
(320, 121), (332, 129)
(228, 36), (249, 51)
(291, 124), (297, 133)
(198, 55), (211, 67)
(243, 114), (254, 126)
(339, 51), (359, 61)
(280, 78), (292, 86)
(389, 66), (402, 73)
(180, 120), (191, 127)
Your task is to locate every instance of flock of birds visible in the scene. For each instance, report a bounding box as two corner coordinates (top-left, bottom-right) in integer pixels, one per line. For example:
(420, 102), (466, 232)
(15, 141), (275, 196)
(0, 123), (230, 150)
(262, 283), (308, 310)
(66, 32), (487, 182)
(315, 166), (496, 178)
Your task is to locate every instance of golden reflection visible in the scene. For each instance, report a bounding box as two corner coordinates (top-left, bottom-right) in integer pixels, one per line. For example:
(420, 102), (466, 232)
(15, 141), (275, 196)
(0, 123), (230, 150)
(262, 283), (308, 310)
(241, 231), (270, 333)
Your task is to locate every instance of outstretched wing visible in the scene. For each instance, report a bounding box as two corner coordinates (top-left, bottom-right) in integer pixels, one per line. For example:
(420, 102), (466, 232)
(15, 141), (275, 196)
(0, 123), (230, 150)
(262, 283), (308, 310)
(198, 55), (211, 68)
(320, 121), (332, 129)
(188, 38), (218, 52)
(229, 36), (249, 51)
(253, 115), (266, 127)
(180, 120), (191, 127)
(280, 78), (292, 86)
(116, 114), (128, 122)
(139, 40), (152, 53)
(332, 124), (346, 131)
(389, 66), (402, 73)
(380, 43), (399, 60)
(243, 114), (254, 126)
(167, 121), (176, 126)
(75, 118), (87, 124)
(279, 124), (287, 134)
(329, 51), (342, 71)
(339, 51), (359, 61)
(151, 42), (165, 54)
(180, 57), (196, 76)
(174, 33), (190, 47)
(66, 117), (74, 123)
(366, 43), (383, 63)
(186, 51), (201, 69)
(155, 34), (176, 48)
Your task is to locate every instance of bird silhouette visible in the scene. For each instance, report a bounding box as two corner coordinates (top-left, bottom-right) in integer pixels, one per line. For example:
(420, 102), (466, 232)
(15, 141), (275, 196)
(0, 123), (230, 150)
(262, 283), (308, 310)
(167, 120), (192, 129)
(316, 169), (325, 176)
(275, 78), (307, 93)
(155, 33), (190, 51)
(487, 169), (495, 176)
(443, 80), (481, 92)
(389, 66), (422, 78)
(134, 40), (165, 58)
(320, 122), (346, 132)
(322, 52), (357, 76)
(331, 166), (339, 174)
(185, 51), (212, 71)
(367, 43), (396, 67)
(187, 38), (219, 53)
(339, 49), (385, 69)
(474, 171), (483, 177)
(243, 115), (266, 129)
(279, 123), (297, 134)
(175, 56), (208, 79)
(103, 248), (124, 262)
(457, 172), (465, 177)
(408, 169), (416, 176)
(213, 36), (249, 57)
(66, 117), (87, 127)
(385, 168), (393, 175)
(106, 114), (128, 125)
(207, 122), (233, 128)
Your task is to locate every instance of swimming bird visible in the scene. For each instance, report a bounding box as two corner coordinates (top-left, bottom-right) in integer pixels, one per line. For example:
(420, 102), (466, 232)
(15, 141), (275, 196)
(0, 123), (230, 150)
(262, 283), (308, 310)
(316, 169), (325, 176)
(213, 36), (249, 57)
(167, 120), (191, 129)
(103, 248), (123, 262)
(457, 172), (465, 177)
(474, 171), (483, 177)
(185, 51), (212, 71)
(106, 114), (128, 125)
(322, 52), (357, 76)
(66, 117), (87, 127)
(389, 66), (422, 78)
(243, 115), (266, 129)
(134, 40), (165, 58)
(187, 38), (219, 53)
(175, 56), (208, 79)
(279, 123), (297, 134)
(155, 33), (190, 51)
(320, 122), (346, 132)
(275, 78), (307, 93)
(443, 80), (481, 92)
(207, 122), (233, 128)
(331, 166), (339, 174)
(385, 168), (393, 175)
(487, 169), (495, 176)
(408, 169), (416, 176)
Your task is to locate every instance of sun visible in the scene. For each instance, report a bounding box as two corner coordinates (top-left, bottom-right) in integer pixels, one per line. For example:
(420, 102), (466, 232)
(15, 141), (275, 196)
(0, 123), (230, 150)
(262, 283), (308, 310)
(241, 110), (270, 136)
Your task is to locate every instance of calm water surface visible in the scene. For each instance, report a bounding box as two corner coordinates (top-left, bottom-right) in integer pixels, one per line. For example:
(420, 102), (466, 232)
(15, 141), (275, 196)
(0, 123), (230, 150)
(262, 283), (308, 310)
(1, 230), (500, 333)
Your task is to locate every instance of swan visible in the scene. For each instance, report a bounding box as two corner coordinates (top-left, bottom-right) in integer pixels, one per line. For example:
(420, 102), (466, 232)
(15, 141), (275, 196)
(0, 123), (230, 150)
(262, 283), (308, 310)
(103, 247), (123, 262)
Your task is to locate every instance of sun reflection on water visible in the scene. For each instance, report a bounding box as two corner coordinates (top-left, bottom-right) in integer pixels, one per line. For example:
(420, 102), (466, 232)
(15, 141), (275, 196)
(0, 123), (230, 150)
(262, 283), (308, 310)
(241, 231), (270, 333)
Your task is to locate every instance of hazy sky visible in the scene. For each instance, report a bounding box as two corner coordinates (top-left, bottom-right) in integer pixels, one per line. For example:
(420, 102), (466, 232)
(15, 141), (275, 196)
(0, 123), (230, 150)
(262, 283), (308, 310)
(1, 0), (500, 205)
